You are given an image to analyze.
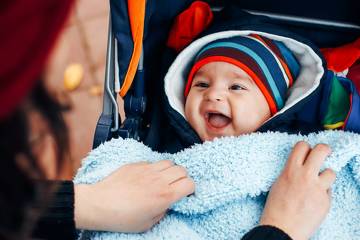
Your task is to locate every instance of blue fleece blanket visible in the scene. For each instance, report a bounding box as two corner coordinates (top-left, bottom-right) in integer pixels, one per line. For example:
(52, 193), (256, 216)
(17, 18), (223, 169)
(74, 131), (360, 240)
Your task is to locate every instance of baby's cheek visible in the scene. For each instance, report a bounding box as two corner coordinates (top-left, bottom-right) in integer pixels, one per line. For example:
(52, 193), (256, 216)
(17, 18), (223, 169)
(184, 102), (196, 127)
(184, 100), (192, 120)
(232, 113), (263, 134)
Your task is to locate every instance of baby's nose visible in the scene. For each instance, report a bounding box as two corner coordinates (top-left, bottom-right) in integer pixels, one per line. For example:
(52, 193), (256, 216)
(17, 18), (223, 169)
(205, 88), (225, 102)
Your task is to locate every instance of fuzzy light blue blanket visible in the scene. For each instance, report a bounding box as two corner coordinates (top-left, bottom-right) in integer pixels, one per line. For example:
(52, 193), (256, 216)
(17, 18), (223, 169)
(74, 131), (360, 240)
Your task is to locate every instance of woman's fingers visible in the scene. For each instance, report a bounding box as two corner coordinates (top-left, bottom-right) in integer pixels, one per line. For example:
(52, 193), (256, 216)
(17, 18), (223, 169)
(161, 165), (188, 184)
(304, 144), (332, 175)
(152, 160), (174, 171)
(319, 168), (336, 189)
(152, 212), (166, 224)
(259, 141), (335, 240)
(285, 141), (311, 169)
(169, 177), (195, 203)
(76, 161), (195, 233)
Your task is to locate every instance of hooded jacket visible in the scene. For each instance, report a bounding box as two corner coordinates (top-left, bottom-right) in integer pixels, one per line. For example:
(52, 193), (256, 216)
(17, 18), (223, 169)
(145, 10), (360, 153)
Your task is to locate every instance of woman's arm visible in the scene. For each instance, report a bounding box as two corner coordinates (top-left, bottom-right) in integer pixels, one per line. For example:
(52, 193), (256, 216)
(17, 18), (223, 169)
(242, 141), (336, 240)
(74, 160), (194, 232)
(34, 142), (335, 240)
(32, 181), (78, 239)
(242, 225), (291, 240)
(33, 160), (194, 238)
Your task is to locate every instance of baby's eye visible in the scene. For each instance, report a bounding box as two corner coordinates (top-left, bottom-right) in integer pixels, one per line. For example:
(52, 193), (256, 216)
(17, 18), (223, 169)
(194, 82), (209, 88)
(229, 84), (246, 91)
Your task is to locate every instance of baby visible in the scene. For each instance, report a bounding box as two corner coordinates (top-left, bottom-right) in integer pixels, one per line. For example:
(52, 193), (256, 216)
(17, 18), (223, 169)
(184, 34), (301, 141)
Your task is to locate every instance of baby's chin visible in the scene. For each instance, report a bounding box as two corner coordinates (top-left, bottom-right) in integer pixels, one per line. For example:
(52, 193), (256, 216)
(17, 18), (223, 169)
(200, 130), (253, 142)
(200, 132), (230, 142)
(200, 136), (214, 142)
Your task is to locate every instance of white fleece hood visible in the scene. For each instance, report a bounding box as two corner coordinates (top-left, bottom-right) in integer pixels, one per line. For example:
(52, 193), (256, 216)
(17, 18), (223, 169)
(164, 30), (325, 122)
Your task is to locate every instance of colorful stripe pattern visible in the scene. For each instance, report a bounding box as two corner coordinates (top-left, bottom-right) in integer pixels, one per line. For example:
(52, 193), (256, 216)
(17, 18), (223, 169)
(185, 35), (300, 115)
(322, 75), (350, 130)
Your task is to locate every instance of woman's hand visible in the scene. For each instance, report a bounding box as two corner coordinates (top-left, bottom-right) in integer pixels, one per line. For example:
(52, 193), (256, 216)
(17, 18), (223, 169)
(260, 141), (336, 240)
(74, 160), (195, 232)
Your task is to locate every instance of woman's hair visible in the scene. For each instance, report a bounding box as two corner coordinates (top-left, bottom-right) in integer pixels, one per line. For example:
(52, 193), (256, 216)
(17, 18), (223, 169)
(0, 80), (70, 239)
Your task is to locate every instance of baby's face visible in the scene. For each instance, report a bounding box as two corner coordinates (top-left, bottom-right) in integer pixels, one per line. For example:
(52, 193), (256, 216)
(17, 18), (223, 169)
(185, 61), (271, 141)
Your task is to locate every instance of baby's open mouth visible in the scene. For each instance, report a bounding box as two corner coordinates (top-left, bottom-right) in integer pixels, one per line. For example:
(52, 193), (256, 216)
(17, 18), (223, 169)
(205, 112), (232, 128)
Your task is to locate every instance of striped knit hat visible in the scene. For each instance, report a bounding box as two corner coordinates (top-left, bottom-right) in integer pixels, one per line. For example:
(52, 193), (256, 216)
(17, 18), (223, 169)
(185, 34), (300, 115)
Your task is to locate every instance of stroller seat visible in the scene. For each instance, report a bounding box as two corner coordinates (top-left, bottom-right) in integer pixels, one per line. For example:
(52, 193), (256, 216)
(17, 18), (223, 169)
(93, 0), (360, 150)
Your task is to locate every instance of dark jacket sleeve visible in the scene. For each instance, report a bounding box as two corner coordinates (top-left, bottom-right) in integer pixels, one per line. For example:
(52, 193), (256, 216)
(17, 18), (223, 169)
(31, 181), (291, 240)
(32, 181), (78, 240)
(242, 225), (292, 240)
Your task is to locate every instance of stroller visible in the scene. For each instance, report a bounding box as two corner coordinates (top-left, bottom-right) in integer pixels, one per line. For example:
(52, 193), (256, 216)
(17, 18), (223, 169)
(93, 0), (360, 151)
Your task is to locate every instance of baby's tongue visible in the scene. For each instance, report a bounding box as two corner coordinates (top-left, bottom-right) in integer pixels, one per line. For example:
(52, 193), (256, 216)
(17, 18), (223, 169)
(208, 113), (231, 128)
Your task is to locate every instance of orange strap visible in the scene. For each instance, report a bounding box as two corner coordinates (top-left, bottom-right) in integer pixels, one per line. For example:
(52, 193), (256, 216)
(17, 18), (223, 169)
(120, 0), (145, 97)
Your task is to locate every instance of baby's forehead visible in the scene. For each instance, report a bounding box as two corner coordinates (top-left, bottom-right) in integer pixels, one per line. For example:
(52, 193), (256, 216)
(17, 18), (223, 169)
(194, 61), (255, 83)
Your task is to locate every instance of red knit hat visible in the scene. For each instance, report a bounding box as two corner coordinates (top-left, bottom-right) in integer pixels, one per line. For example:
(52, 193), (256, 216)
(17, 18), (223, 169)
(0, 0), (74, 120)
(185, 34), (300, 115)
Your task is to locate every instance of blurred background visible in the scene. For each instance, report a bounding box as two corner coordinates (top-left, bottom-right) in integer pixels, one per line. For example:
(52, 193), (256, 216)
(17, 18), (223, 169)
(44, 0), (124, 178)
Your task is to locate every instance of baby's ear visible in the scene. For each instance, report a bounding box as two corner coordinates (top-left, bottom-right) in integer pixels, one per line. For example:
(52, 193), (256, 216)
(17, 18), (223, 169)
(166, 1), (213, 53)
